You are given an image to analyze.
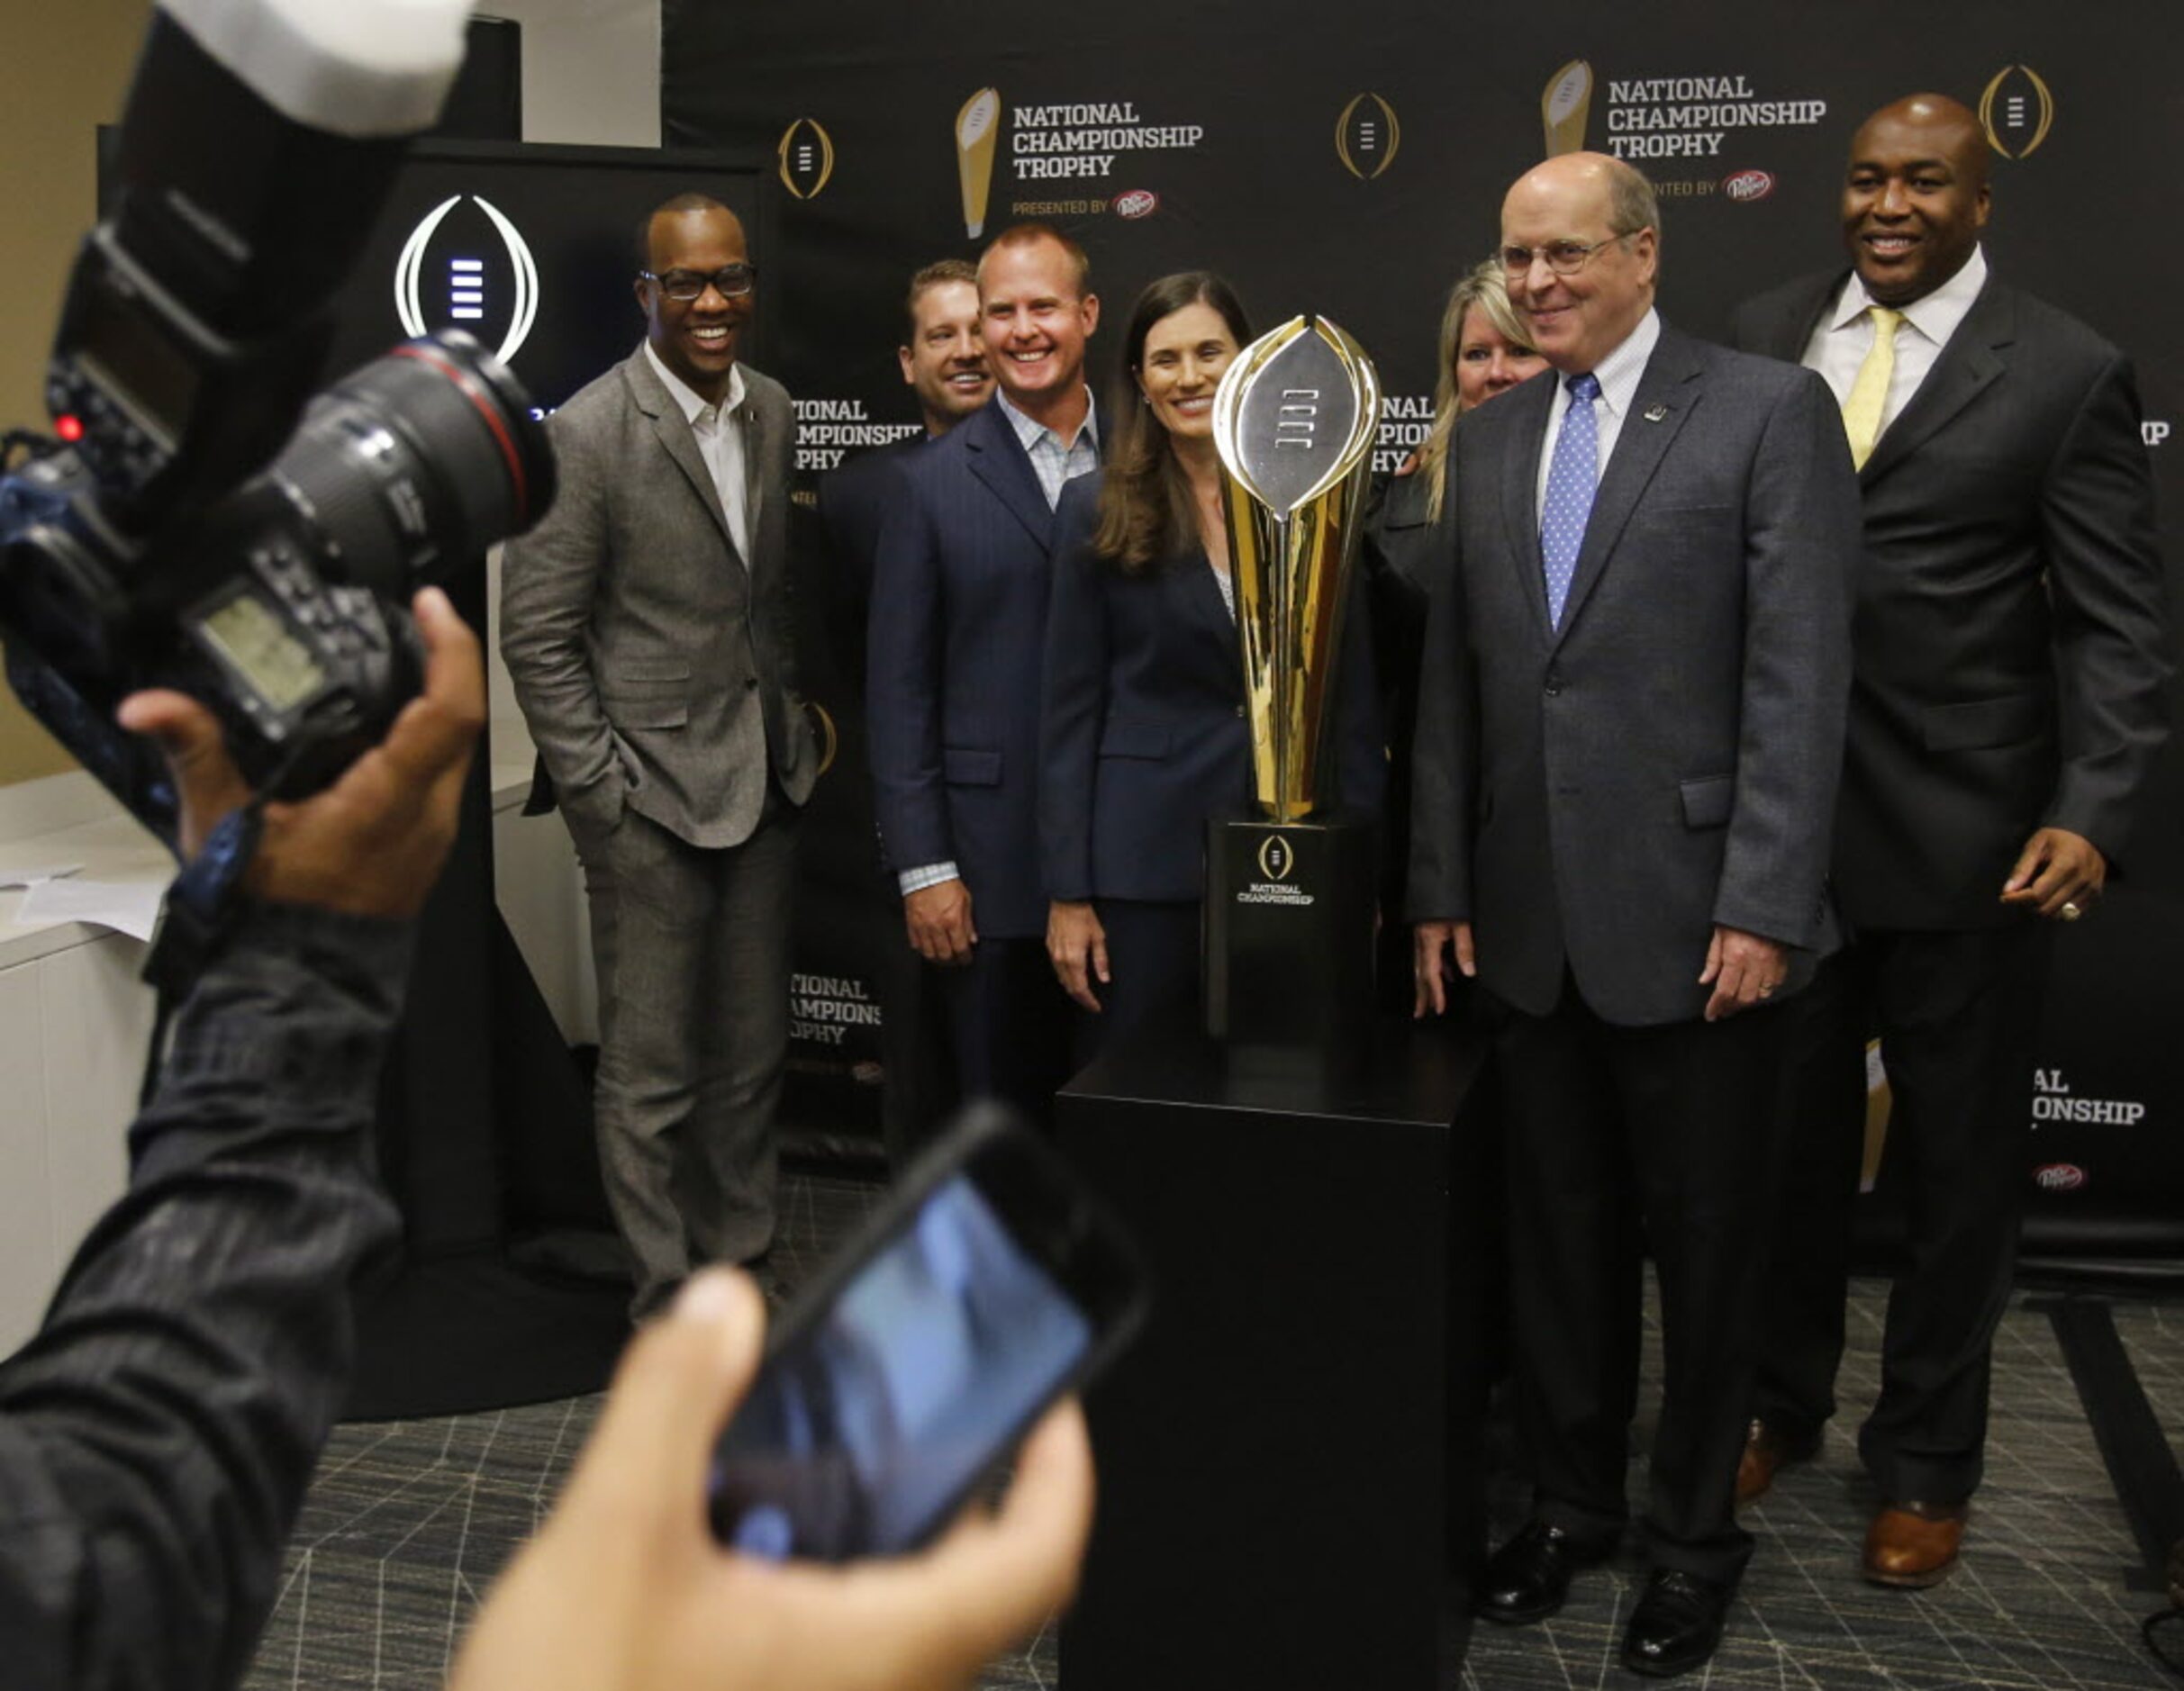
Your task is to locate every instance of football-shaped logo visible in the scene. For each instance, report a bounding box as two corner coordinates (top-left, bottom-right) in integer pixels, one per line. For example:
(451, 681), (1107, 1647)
(1722, 168), (1774, 202)
(394, 194), (539, 365)
(778, 117), (837, 201)
(1111, 188), (1159, 219)
(1335, 93), (1401, 180)
(1979, 65), (2054, 159)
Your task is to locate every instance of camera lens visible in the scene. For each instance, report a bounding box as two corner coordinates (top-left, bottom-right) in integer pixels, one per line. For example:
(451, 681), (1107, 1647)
(261, 328), (556, 597)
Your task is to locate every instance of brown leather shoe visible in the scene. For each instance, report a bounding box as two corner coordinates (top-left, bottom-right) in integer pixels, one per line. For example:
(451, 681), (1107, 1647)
(1735, 1418), (1819, 1506)
(1863, 1500), (1967, 1587)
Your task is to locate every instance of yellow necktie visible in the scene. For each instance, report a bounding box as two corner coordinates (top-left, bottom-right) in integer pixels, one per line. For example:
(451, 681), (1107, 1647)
(1840, 305), (1904, 471)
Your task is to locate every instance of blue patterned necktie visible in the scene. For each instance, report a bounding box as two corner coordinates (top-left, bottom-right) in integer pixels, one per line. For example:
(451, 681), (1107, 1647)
(1540, 371), (1602, 628)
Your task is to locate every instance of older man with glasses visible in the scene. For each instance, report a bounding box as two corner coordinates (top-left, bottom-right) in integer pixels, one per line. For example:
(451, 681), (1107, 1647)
(1409, 152), (1858, 1677)
(503, 192), (818, 1321)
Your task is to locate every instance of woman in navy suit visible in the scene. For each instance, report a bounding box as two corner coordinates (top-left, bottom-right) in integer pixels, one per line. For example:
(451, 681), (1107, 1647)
(1039, 272), (1380, 1051)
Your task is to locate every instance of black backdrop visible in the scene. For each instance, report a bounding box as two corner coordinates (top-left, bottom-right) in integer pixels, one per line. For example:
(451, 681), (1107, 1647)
(657, 0), (2183, 1252)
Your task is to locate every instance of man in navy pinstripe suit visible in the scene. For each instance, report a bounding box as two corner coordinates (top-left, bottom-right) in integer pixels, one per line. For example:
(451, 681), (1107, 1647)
(867, 224), (1101, 1120)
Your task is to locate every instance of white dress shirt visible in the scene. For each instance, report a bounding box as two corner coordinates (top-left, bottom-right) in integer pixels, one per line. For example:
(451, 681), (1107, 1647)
(1800, 246), (1989, 436)
(1535, 308), (1663, 520)
(644, 339), (752, 565)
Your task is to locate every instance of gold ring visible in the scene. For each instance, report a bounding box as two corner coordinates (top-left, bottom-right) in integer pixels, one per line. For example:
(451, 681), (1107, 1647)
(2060, 900), (2083, 922)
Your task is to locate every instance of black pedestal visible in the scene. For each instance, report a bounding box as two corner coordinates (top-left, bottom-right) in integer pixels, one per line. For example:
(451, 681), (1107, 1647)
(1056, 1017), (1488, 1690)
(1202, 816), (1376, 1063)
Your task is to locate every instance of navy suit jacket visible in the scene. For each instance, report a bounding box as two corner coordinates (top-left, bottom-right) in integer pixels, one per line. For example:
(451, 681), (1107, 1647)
(1039, 472), (1386, 905)
(1731, 272), (2170, 929)
(819, 431), (929, 698)
(867, 395), (1079, 938)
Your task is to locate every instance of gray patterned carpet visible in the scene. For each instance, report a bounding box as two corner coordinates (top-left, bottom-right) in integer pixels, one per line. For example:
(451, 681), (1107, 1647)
(242, 1169), (2184, 1689)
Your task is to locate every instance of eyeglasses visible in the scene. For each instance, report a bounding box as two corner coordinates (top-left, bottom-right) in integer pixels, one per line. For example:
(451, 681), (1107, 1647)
(1497, 234), (1639, 278)
(640, 264), (758, 301)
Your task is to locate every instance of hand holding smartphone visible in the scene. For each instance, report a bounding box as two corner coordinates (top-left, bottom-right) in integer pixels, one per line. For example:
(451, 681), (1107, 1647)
(708, 1104), (1148, 1562)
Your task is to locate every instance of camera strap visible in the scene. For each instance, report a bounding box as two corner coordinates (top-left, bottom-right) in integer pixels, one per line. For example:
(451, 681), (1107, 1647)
(142, 800), (266, 1001)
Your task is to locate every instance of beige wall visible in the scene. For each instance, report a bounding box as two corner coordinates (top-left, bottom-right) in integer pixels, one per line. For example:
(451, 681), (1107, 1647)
(0, 0), (154, 785)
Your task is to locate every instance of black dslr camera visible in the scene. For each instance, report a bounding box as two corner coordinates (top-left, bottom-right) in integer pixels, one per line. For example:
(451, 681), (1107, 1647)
(0, 0), (553, 848)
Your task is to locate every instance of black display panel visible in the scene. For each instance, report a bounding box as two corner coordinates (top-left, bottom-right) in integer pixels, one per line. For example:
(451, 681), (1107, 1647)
(99, 132), (776, 414)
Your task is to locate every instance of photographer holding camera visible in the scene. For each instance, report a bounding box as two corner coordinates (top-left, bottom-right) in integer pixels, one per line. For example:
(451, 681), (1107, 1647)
(0, 592), (1091, 1691)
(0, 587), (481, 1689)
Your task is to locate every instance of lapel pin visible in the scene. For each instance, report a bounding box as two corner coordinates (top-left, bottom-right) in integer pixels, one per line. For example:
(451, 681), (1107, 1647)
(1643, 403), (1669, 422)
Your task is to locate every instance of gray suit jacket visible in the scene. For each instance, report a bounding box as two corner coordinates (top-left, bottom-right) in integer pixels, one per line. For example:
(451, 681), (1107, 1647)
(1407, 321), (1859, 1026)
(502, 345), (817, 850)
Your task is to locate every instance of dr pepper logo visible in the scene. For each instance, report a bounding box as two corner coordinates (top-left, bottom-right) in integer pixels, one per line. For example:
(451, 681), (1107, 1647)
(1722, 168), (1774, 202)
(1111, 188), (1159, 219)
(2034, 1163), (2088, 1192)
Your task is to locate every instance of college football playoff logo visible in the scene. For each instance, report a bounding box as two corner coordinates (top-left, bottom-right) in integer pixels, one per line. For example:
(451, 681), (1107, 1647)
(778, 118), (837, 200)
(394, 194), (539, 365)
(1256, 835), (1296, 882)
(1979, 65), (2054, 159)
(1335, 94), (1400, 180)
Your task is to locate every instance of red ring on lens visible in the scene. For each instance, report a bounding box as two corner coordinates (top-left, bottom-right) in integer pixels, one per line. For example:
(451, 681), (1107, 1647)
(389, 343), (531, 521)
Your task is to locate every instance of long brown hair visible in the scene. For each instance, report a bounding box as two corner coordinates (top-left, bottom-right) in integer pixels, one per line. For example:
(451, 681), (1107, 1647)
(1419, 259), (1535, 522)
(1092, 271), (1252, 572)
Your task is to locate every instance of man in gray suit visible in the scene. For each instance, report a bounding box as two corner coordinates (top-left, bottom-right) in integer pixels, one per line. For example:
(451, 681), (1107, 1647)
(503, 193), (817, 1319)
(1409, 153), (1857, 1676)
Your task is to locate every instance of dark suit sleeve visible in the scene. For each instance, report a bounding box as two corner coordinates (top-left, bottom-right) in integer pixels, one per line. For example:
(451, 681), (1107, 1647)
(2036, 352), (2172, 864)
(1714, 367), (1856, 945)
(1334, 570), (1387, 822)
(499, 409), (626, 834)
(1038, 481), (1110, 903)
(0, 907), (408, 1691)
(866, 458), (954, 873)
(815, 455), (886, 701)
(1405, 444), (1477, 923)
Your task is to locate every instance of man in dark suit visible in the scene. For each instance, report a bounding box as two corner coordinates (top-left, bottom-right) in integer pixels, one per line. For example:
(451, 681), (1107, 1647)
(867, 224), (1100, 1121)
(822, 258), (992, 604)
(820, 260), (992, 1165)
(1729, 95), (2170, 1587)
(1410, 152), (1857, 1676)
(502, 193), (817, 1319)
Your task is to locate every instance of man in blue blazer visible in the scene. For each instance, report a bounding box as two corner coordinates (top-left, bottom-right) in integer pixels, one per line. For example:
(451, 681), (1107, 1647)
(1410, 153), (1857, 1676)
(867, 224), (1101, 1119)
(1728, 95), (2171, 1587)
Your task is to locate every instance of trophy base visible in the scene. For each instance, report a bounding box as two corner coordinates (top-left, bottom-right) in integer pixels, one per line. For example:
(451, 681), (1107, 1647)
(1203, 816), (1377, 1072)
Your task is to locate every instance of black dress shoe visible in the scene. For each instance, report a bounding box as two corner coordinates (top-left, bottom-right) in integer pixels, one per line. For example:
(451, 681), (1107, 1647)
(1476, 1519), (1616, 1624)
(1620, 1568), (1734, 1677)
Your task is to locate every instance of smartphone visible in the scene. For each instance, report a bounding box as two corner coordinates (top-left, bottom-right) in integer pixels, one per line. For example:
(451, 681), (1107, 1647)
(707, 1104), (1148, 1562)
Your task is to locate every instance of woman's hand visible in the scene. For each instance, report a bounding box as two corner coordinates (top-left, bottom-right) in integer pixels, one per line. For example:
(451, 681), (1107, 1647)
(1045, 900), (1110, 1012)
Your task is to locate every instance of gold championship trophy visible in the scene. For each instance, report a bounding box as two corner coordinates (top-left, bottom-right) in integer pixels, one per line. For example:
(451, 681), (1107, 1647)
(956, 87), (1001, 240)
(1203, 316), (1381, 1068)
(1542, 59), (1593, 156)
